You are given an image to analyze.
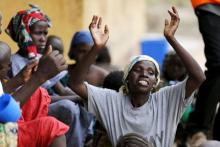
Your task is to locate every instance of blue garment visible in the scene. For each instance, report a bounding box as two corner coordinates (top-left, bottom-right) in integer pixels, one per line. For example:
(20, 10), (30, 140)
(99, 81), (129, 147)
(48, 100), (94, 147)
(68, 31), (94, 60)
(70, 31), (93, 46)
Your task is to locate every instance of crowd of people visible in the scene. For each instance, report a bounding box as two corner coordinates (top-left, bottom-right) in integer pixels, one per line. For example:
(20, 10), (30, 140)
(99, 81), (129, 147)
(0, 1), (220, 147)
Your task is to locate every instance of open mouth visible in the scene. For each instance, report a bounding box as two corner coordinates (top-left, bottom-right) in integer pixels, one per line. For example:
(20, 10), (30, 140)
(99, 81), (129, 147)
(39, 44), (46, 47)
(138, 80), (149, 87)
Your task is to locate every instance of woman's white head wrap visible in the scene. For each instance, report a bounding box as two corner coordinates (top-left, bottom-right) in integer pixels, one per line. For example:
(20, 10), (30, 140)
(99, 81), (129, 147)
(120, 55), (160, 95)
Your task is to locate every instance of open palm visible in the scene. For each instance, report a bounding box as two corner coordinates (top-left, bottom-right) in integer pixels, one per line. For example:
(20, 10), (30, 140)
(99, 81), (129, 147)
(89, 15), (109, 50)
(164, 6), (180, 39)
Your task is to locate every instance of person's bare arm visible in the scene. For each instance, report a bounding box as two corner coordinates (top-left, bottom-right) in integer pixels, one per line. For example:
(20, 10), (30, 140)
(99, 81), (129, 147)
(53, 81), (76, 96)
(164, 7), (206, 98)
(3, 60), (38, 93)
(69, 16), (109, 100)
(13, 49), (67, 106)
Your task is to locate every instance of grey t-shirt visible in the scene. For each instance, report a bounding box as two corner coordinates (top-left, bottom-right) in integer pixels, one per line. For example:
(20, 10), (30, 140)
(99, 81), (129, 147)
(86, 78), (194, 147)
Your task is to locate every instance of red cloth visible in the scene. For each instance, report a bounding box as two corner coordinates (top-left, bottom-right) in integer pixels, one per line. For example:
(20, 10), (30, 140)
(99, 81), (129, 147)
(18, 116), (68, 147)
(17, 87), (69, 147)
(20, 87), (51, 121)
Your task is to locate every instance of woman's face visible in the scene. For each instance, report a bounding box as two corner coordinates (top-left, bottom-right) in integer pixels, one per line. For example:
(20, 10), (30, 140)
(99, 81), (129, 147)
(70, 43), (92, 62)
(127, 61), (157, 94)
(30, 21), (49, 53)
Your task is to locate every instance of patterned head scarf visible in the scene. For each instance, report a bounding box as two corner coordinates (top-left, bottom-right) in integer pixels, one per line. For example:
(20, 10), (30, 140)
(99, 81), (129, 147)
(5, 4), (51, 59)
(120, 55), (160, 95)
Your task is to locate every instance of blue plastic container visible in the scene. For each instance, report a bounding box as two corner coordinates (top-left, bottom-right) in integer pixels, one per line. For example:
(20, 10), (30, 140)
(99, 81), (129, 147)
(140, 37), (168, 68)
(0, 94), (21, 123)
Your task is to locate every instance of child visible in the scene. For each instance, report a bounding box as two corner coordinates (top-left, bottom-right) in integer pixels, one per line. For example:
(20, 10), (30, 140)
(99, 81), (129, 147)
(68, 31), (108, 87)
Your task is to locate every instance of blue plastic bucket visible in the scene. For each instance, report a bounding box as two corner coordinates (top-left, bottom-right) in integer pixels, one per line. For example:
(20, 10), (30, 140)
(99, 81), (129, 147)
(0, 94), (21, 123)
(140, 37), (168, 68)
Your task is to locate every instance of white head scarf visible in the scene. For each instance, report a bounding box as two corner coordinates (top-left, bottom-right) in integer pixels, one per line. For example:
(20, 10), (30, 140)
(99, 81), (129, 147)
(120, 55), (160, 95)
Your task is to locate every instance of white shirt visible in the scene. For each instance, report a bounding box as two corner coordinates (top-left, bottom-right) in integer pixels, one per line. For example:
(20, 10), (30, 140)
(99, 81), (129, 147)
(11, 53), (67, 89)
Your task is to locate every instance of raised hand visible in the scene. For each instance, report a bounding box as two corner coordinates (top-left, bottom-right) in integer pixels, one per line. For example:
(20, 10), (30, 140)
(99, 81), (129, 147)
(164, 6), (180, 39)
(89, 15), (109, 50)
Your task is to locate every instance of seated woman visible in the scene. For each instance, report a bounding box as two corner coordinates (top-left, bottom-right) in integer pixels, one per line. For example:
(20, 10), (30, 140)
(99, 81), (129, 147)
(5, 4), (91, 147)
